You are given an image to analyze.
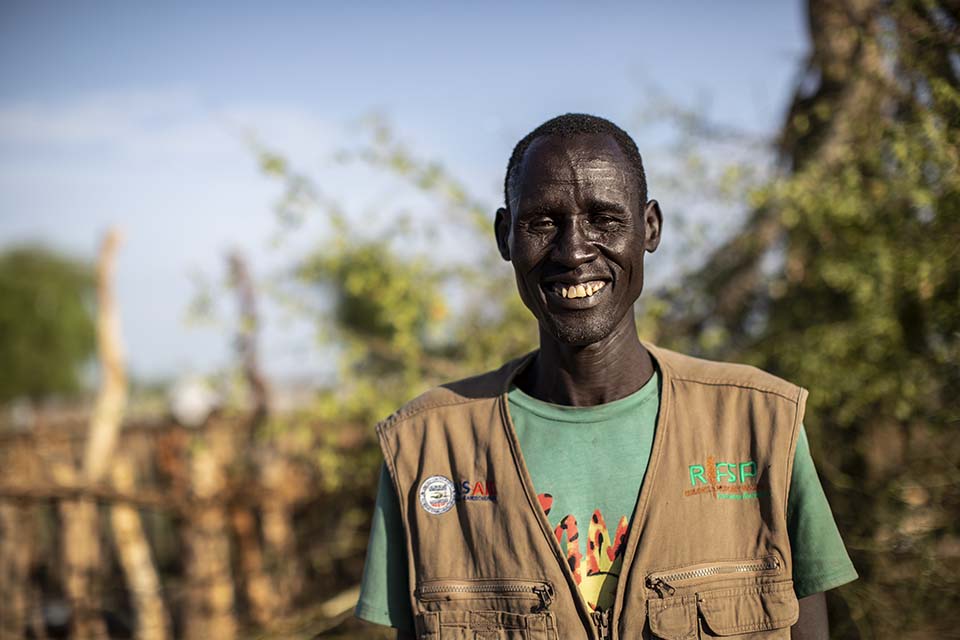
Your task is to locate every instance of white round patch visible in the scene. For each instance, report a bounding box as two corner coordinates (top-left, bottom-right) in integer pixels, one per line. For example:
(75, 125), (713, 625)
(418, 475), (456, 515)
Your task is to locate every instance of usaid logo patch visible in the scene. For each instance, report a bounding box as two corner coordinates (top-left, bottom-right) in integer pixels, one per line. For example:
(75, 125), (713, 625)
(418, 475), (456, 515)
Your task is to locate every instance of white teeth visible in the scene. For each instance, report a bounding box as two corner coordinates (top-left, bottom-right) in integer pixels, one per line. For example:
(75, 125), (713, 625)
(557, 281), (606, 299)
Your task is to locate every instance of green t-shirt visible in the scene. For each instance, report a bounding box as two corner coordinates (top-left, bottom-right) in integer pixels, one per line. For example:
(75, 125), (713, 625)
(509, 369), (660, 613)
(355, 372), (857, 631)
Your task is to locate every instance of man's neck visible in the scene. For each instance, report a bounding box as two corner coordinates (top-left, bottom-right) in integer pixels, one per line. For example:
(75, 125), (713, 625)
(518, 313), (654, 407)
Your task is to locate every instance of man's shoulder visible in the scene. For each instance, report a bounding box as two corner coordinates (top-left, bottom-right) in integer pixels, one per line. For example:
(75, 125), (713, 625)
(647, 343), (805, 402)
(376, 352), (533, 434)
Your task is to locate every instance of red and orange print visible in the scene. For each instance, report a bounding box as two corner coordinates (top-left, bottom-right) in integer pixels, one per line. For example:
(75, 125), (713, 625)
(537, 493), (627, 611)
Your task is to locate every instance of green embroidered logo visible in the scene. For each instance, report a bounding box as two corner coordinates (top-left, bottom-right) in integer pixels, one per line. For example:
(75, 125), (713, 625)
(683, 456), (766, 500)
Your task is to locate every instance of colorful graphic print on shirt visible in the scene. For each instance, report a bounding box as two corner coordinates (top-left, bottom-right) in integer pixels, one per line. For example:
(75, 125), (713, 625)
(537, 493), (627, 612)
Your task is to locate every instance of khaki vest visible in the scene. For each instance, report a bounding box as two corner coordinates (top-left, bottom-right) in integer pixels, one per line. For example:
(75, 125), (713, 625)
(377, 343), (807, 639)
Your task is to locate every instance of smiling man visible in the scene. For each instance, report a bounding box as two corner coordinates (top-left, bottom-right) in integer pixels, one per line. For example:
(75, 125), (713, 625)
(355, 114), (856, 639)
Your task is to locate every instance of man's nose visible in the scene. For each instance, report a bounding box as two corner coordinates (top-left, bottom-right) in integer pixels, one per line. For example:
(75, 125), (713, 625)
(551, 219), (599, 268)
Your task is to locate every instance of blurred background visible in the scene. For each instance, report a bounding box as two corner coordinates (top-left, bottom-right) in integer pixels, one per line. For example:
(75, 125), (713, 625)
(0, 1), (957, 638)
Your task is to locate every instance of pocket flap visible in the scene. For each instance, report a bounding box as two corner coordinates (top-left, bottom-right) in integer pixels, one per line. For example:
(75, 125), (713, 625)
(697, 581), (798, 636)
(648, 595), (698, 640)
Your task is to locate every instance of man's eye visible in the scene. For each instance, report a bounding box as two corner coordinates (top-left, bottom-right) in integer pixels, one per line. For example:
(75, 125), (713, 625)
(591, 215), (619, 228)
(529, 217), (556, 230)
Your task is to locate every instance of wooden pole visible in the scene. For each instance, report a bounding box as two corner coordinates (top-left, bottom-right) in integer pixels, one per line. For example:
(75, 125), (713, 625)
(228, 252), (285, 625)
(182, 418), (238, 640)
(60, 229), (126, 640)
(110, 454), (172, 640)
(0, 501), (32, 638)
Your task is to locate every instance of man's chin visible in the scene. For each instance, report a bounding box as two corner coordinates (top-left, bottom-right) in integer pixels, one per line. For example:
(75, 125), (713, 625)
(541, 317), (614, 347)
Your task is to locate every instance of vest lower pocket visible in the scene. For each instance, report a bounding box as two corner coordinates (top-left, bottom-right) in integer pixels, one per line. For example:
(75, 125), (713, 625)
(415, 579), (558, 640)
(415, 610), (558, 640)
(648, 581), (798, 640)
(696, 582), (798, 638)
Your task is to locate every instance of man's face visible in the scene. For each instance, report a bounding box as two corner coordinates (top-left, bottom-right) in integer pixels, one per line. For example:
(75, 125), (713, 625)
(495, 133), (661, 346)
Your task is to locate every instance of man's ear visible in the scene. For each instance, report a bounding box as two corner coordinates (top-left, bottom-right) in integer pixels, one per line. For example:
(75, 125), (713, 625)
(643, 199), (663, 253)
(494, 207), (511, 261)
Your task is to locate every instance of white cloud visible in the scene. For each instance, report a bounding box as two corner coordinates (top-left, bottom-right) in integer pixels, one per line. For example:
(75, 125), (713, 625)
(0, 89), (353, 380)
(0, 89), (349, 169)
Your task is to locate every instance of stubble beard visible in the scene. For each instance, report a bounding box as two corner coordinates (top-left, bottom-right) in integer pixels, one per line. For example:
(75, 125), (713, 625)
(539, 311), (619, 347)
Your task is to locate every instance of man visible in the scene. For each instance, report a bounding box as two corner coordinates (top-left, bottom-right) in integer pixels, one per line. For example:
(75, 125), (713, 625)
(355, 114), (857, 639)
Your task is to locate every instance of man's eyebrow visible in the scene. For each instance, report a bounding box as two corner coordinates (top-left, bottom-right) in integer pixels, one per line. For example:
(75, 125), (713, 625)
(585, 198), (627, 214)
(517, 201), (560, 217)
(517, 198), (629, 217)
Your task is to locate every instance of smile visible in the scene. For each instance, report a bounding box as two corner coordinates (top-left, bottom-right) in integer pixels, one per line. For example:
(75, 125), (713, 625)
(541, 279), (610, 309)
(555, 280), (606, 299)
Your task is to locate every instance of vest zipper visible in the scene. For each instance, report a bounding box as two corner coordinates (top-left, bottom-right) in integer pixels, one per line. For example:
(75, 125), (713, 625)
(645, 556), (781, 596)
(592, 608), (611, 639)
(532, 584), (555, 612)
(647, 577), (676, 598)
(416, 579), (555, 611)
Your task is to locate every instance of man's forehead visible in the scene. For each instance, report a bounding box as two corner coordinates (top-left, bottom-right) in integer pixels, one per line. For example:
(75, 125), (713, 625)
(515, 133), (632, 189)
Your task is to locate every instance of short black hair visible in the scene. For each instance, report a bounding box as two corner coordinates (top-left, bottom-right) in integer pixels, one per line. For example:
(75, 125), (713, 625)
(504, 113), (647, 209)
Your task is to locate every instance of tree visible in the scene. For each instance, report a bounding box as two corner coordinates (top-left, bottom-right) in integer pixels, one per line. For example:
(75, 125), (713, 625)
(252, 130), (536, 493)
(0, 245), (96, 403)
(656, 1), (960, 636)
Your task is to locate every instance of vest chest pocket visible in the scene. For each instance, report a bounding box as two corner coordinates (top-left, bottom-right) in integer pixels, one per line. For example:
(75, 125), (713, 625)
(414, 578), (558, 640)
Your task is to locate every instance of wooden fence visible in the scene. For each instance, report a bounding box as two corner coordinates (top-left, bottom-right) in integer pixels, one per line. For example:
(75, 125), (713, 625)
(0, 415), (375, 640)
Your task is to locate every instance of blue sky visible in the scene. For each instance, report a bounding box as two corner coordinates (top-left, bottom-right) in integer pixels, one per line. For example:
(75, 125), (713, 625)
(0, 1), (808, 381)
